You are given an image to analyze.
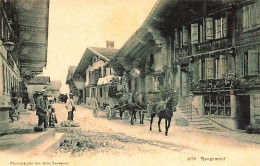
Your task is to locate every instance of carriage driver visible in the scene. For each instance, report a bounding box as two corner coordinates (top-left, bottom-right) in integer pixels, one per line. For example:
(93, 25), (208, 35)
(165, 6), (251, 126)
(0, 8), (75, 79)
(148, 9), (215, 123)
(166, 96), (176, 112)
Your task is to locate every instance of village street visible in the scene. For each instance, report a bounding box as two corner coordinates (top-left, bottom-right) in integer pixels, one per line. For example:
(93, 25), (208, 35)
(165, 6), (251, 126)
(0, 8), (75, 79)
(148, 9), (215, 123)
(51, 103), (260, 166)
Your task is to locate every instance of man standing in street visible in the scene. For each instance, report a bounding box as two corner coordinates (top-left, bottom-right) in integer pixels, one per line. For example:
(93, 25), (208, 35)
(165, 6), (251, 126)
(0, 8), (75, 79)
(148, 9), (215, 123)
(35, 90), (48, 130)
(22, 90), (30, 109)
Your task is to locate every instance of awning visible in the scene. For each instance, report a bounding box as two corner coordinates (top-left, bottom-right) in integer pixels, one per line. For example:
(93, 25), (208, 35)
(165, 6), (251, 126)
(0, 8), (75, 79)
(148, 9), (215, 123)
(97, 75), (121, 86)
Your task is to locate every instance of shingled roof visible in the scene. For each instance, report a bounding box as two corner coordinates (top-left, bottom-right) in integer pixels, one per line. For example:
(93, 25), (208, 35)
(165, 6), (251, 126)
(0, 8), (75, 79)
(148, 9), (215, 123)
(46, 81), (62, 91)
(73, 46), (118, 76)
(28, 76), (50, 85)
(89, 47), (118, 60)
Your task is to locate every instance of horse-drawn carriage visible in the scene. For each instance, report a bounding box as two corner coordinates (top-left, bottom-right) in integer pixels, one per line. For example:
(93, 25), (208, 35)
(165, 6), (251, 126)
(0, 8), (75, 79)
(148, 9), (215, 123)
(91, 69), (177, 135)
(91, 75), (130, 119)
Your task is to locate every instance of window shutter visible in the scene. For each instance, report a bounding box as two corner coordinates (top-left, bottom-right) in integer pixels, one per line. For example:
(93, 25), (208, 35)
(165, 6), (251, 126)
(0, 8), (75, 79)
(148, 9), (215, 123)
(243, 6), (249, 31)
(219, 55), (227, 78)
(182, 26), (189, 46)
(222, 17), (227, 37)
(206, 18), (214, 40)
(215, 58), (220, 79)
(199, 24), (204, 43)
(215, 19), (221, 39)
(193, 61), (199, 82)
(250, 3), (256, 29)
(256, 2), (260, 26)
(174, 29), (179, 47)
(248, 50), (259, 75)
(199, 60), (202, 80)
(191, 23), (199, 44)
(206, 58), (214, 79)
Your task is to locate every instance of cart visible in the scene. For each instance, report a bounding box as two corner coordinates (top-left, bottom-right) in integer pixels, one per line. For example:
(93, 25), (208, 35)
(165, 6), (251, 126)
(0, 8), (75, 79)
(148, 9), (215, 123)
(91, 76), (130, 119)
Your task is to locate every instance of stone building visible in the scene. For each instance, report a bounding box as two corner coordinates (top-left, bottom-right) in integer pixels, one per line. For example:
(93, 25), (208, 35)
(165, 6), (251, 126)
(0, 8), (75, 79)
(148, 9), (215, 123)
(0, 0), (49, 134)
(71, 41), (118, 106)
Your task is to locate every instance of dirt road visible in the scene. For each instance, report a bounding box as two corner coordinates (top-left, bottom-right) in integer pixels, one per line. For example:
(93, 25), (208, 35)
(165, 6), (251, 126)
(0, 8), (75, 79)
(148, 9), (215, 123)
(52, 103), (260, 166)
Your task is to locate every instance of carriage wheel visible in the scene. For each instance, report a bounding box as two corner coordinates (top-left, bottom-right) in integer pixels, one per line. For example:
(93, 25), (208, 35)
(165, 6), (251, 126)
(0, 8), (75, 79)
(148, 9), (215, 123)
(92, 99), (98, 117)
(124, 111), (129, 119)
(105, 106), (112, 120)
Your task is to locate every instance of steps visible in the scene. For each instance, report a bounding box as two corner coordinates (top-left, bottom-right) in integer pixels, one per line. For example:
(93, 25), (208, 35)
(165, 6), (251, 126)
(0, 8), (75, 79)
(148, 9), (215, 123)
(178, 97), (218, 131)
(6, 128), (65, 156)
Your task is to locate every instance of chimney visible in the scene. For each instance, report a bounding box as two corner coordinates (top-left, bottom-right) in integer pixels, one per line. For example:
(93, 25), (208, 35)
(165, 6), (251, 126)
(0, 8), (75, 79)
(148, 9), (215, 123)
(106, 40), (114, 48)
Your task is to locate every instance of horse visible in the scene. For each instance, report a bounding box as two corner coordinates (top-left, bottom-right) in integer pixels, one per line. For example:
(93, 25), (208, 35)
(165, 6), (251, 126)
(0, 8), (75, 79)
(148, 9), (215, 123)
(118, 93), (145, 125)
(149, 98), (176, 136)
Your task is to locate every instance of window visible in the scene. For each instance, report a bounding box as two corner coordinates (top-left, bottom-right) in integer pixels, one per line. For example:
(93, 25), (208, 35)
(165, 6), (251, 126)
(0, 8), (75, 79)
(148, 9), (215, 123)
(92, 57), (97, 63)
(91, 88), (96, 98)
(5, 67), (8, 93)
(206, 17), (214, 40)
(103, 67), (106, 77)
(98, 67), (102, 77)
(243, 2), (260, 31)
(86, 88), (90, 97)
(199, 59), (206, 80)
(243, 52), (248, 76)
(191, 21), (205, 44)
(182, 25), (190, 46)
(204, 95), (231, 116)
(99, 87), (103, 97)
(1, 17), (3, 38)
(2, 64), (5, 92)
(215, 17), (227, 39)
(200, 56), (227, 80)
(243, 50), (260, 76)
(174, 29), (179, 47)
(8, 70), (10, 93)
(191, 23), (199, 44)
(215, 58), (220, 79)
(205, 57), (215, 79)
(153, 76), (163, 91)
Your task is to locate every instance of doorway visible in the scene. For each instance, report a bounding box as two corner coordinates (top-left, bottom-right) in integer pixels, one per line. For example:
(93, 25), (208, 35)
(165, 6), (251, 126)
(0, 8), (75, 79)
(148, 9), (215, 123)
(237, 95), (250, 130)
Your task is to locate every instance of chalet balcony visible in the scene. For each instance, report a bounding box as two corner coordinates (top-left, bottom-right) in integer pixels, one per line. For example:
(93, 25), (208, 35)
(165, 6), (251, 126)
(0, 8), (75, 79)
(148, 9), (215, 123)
(175, 46), (191, 58)
(193, 37), (232, 54)
(192, 75), (260, 93)
(191, 79), (230, 93)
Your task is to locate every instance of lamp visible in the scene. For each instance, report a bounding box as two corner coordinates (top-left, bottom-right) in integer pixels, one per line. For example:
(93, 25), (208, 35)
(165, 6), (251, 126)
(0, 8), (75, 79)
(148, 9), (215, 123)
(3, 41), (15, 52)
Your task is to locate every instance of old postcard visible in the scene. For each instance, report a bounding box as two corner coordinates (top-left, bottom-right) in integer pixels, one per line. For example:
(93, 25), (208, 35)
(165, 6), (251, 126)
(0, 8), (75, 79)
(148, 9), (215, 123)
(0, 0), (260, 165)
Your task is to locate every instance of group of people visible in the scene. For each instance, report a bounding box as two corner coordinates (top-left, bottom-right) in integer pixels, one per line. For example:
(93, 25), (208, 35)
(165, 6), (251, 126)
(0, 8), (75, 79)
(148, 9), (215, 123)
(35, 91), (75, 131)
(35, 89), (58, 130)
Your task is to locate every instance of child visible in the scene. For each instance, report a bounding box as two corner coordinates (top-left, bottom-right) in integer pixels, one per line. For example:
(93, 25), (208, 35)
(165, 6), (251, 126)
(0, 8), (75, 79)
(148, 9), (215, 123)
(49, 108), (58, 128)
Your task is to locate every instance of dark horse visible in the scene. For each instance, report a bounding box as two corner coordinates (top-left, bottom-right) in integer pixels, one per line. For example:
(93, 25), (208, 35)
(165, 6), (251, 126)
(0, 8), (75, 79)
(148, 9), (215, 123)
(118, 93), (145, 125)
(149, 98), (175, 136)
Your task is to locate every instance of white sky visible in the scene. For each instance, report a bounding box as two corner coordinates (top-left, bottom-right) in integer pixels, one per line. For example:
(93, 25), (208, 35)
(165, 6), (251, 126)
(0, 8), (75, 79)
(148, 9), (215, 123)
(42, 0), (157, 93)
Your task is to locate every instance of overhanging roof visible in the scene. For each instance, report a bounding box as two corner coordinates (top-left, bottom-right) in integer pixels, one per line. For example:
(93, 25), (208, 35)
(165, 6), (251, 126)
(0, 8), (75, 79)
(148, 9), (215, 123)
(108, 0), (235, 70)
(13, 0), (50, 77)
(74, 47), (118, 77)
